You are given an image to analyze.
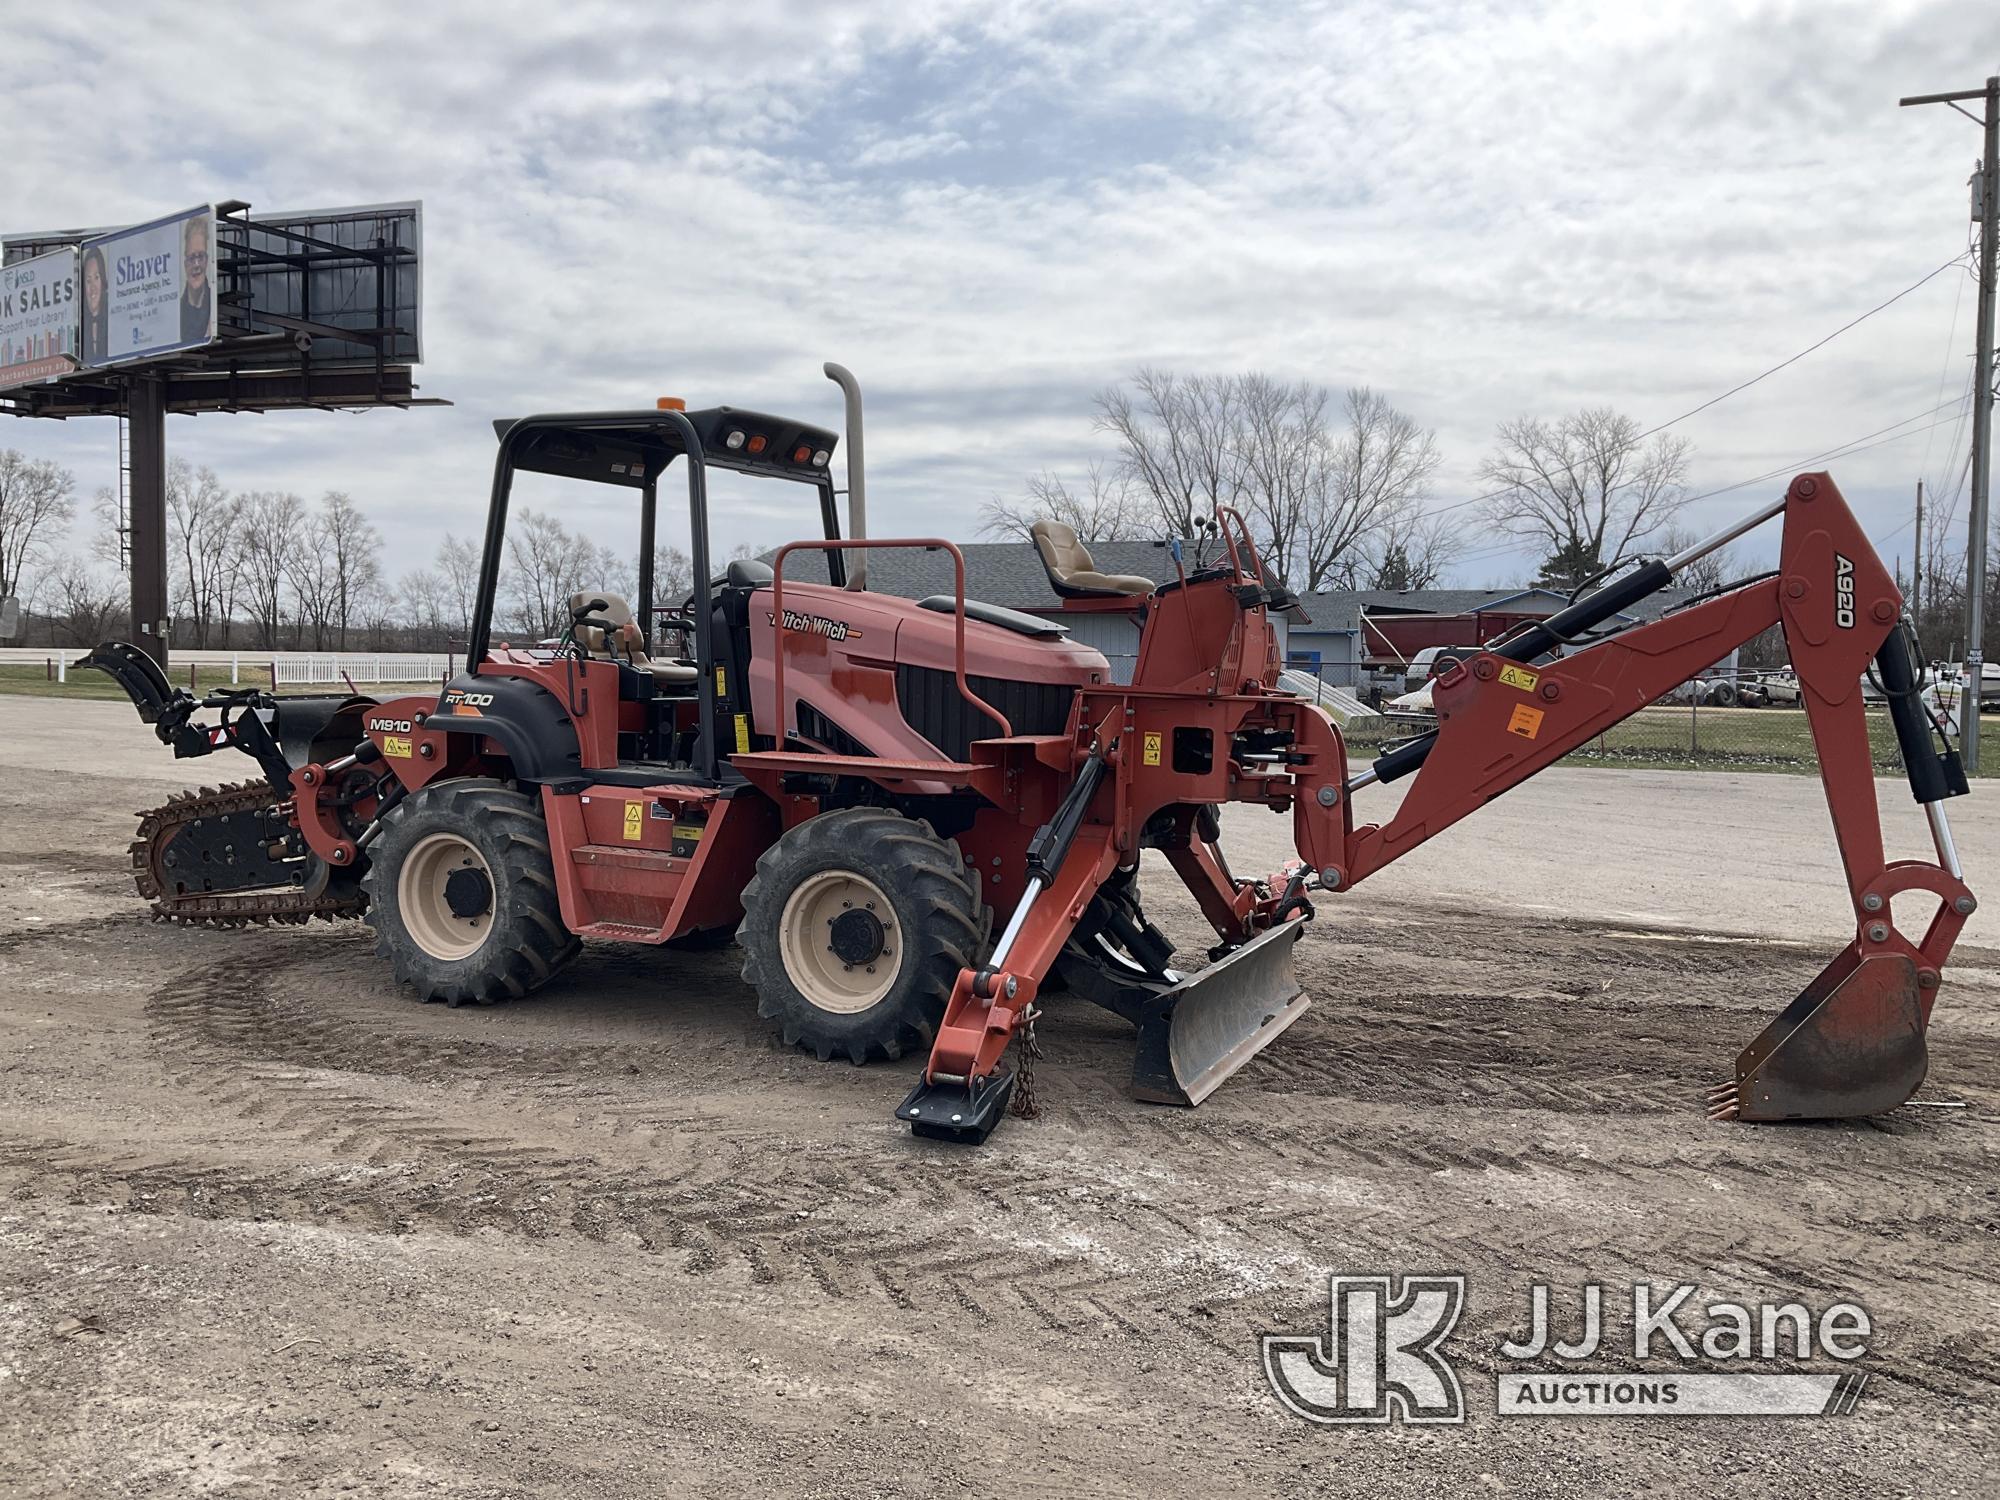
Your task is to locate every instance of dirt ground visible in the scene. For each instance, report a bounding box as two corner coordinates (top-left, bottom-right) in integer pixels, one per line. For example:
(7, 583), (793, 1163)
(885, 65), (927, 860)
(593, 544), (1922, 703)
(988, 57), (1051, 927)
(2, 697), (1996, 1497)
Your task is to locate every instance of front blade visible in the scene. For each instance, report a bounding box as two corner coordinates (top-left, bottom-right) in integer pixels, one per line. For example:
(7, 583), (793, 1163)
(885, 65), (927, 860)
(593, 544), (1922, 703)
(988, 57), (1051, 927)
(1717, 946), (1929, 1121)
(1130, 919), (1309, 1106)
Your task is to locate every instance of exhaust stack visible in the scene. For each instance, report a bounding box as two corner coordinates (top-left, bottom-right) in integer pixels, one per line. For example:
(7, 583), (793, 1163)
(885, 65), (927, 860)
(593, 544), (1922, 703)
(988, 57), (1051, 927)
(823, 362), (867, 591)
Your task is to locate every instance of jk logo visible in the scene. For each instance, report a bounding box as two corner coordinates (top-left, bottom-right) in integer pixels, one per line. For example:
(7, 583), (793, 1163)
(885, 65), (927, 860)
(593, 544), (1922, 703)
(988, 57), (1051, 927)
(1262, 1274), (1467, 1424)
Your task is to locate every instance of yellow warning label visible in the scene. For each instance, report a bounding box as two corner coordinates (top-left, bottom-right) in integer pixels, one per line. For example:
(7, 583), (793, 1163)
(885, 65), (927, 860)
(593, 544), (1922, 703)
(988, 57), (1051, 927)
(1142, 731), (1163, 767)
(672, 823), (704, 842)
(715, 666), (727, 697)
(1507, 704), (1545, 739)
(622, 803), (644, 841)
(382, 735), (413, 759)
(1498, 664), (1539, 693)
(734, 714), (751, 753)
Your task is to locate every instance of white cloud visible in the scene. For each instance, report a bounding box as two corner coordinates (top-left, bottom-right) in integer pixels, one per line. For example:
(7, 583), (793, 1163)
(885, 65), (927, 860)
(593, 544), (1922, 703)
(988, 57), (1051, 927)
(0, 0), (1988, 591)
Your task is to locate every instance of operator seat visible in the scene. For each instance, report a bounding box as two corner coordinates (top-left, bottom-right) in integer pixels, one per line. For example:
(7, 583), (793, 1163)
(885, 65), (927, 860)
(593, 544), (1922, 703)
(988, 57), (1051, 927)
(567, 591), (699, 683)
(1029, 521), (1154, 600)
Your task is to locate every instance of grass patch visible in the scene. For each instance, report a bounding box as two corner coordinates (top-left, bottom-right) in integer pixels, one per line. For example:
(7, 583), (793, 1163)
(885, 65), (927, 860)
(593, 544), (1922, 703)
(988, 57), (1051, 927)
(1342, 703), (1997, 777)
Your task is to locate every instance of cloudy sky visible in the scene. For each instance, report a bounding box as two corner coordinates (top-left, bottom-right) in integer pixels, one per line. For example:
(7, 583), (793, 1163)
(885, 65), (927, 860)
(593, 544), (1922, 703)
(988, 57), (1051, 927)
(3, 0), (1992, 589)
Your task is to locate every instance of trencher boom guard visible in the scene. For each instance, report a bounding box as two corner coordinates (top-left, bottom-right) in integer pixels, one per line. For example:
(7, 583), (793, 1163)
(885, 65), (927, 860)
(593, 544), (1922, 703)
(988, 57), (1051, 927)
(79, 372), (1975, 1146)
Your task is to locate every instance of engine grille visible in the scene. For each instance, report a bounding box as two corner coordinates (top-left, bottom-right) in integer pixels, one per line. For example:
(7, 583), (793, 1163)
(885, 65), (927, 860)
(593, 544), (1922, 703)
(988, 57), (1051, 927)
(895, 666), (1076, 761)
(794, 701), (875, 758)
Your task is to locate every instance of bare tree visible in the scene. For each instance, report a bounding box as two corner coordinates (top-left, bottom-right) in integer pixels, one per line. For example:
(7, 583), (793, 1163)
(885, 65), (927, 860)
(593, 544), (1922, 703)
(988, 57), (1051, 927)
(1479, 408), (1691, 586)
(1093, 368), (1242, 538)
(401, 567), (449, 648)
(161, 459), (240, 648)
(506, 508), (605, 639)
(235, 491), (305, 648)
(318, 491), (382, 649)
(979, 464), (1145, 543)
(44, 554), (126, 646)
(0, 449), (76, 604)
(285, 509), (339, 649)
(436, 533), (481, 643)
(1354, 504), (1462, 591)
(654, 543), (694, 604)
(1232, 375), (1331, 587)
(1655, 525), (1740, 594)
(1302, 388), (1445, 591)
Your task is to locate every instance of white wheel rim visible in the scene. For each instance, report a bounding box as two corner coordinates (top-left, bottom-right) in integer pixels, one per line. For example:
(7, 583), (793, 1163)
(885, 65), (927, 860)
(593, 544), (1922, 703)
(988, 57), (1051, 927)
(398, 831), (495, 961)
(777, 869), (900, 1014)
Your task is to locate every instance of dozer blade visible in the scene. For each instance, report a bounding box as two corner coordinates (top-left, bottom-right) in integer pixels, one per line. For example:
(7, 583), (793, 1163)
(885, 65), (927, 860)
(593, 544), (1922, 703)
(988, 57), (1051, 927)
(1130, 918), (1309, 1106)
(1708, 945), (1929, 1122)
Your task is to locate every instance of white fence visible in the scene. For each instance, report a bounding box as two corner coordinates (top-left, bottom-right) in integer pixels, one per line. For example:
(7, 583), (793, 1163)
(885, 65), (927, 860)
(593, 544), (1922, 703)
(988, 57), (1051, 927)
(1, 646), (456, 688)
(271, 655), (456, 686)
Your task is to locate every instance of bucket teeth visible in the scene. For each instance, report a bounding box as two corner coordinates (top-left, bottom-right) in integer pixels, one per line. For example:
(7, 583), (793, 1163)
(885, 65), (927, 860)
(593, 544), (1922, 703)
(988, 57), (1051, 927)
(1705, 1083), (1741, 1122)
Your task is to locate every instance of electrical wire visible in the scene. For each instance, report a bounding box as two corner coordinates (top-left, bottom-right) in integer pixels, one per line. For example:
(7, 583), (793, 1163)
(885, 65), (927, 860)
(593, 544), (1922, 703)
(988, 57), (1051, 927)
(1409, 250), (1970, 538)
(1917, 258), (1969, 486)
(1628, 252), (1971, 443)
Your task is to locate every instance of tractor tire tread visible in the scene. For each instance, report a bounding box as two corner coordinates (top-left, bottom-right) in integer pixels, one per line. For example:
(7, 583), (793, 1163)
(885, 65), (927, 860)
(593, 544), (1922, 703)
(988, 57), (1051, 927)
(361, 778), (579, 1007)
(739, 808), (983, 1066)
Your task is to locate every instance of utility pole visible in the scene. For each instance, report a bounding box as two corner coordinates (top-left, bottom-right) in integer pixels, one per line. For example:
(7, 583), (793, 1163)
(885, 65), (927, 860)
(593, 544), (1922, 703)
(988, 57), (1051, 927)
(1902, 75), (1997, 771)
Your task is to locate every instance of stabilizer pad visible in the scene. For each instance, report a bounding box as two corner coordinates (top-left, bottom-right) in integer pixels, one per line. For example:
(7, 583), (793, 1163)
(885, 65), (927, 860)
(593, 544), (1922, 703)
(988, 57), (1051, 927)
(898, 1068), (1018, 1144)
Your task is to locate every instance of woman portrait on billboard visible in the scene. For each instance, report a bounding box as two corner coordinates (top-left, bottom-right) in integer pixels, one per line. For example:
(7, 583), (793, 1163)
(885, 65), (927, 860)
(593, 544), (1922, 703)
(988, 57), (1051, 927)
(80, 245), (109, 366)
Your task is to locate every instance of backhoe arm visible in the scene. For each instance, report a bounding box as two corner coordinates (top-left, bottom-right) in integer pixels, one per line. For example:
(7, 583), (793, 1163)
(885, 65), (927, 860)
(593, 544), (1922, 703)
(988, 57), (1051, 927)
(1331, 472), (1975, 1123)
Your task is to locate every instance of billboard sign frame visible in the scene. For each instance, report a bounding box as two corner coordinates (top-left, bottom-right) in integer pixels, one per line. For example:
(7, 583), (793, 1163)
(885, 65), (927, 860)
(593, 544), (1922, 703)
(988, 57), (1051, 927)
(0, 247), (80, 390)
(80, 204), (218, 370)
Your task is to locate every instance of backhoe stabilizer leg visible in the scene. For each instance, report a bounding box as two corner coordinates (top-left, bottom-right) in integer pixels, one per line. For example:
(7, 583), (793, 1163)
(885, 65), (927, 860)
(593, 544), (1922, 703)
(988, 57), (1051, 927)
(1708, 943), (1930, 1122)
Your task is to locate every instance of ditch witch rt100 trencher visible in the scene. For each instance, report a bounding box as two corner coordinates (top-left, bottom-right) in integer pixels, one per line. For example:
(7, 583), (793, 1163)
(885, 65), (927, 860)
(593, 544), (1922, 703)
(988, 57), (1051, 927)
(83, 368), (1976, 1142)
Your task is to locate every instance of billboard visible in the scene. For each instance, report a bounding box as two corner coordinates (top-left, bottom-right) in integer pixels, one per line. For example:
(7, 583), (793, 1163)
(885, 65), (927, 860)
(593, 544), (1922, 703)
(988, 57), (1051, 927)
(234, 200), (423, 367)
(80, 204), (216, 368)
(0, 247), (79, 390)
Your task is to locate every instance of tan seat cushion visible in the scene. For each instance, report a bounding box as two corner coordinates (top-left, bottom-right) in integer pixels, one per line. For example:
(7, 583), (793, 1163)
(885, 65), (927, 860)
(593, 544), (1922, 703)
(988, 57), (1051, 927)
(1029, 520), (1152, 599)
(567, 590), (700, 684)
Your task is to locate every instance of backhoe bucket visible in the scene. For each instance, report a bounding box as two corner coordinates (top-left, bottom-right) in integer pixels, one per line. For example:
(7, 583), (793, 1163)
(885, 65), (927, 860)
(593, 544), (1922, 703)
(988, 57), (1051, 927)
(1708, 944), (1929, 1122)
(1130, 919), (1310, 1106)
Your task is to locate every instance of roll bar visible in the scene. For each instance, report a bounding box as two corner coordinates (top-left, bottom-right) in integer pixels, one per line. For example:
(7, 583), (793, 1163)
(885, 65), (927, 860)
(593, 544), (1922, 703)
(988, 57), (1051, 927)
(468, 409), (721, 778)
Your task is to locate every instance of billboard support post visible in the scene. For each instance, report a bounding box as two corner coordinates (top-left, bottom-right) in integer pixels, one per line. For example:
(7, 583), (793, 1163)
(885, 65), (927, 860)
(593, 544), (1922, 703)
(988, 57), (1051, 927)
(127, 374), (169, 665)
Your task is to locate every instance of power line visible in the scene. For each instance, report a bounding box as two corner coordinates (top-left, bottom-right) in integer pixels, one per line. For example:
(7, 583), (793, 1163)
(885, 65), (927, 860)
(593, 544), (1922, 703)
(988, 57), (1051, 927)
(1916, 259), (1967, 486)
(1630, 252), (1969, 443)
(1417, 249), (1970, 530)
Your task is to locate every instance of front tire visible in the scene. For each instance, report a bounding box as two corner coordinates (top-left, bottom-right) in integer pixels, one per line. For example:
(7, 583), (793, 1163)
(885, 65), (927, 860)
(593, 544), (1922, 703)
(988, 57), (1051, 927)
(740, 808), (986, 1064)
(361, 779), (580, 1006)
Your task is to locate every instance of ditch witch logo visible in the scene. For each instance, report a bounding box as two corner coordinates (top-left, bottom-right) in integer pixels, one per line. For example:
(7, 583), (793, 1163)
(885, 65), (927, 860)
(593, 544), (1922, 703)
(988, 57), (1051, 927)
(1263, 1277), (1873, 1423)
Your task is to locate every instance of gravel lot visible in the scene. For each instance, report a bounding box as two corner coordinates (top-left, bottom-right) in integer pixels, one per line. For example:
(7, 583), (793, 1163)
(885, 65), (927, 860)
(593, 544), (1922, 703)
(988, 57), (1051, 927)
(2, 696), (1995, 1496)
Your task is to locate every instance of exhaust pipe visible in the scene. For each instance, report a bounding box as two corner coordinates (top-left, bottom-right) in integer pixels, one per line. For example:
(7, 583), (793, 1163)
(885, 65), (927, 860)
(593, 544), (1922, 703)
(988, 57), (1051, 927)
(824, 362), (867, 591)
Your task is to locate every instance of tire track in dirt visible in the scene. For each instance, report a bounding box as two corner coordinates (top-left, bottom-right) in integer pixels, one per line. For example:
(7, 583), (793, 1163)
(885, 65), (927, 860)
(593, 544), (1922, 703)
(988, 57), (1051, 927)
(77, 916), (1999, 1397)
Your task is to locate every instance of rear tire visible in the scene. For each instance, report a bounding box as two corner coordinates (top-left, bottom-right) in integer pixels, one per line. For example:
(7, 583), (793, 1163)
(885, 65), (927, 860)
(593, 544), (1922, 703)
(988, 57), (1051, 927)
(740, 808), (986, 1064)
(362, 779), (580, 1006)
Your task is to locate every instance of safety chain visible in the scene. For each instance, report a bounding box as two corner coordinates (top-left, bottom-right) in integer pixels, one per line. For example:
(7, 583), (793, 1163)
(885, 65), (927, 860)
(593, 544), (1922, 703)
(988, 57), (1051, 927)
(1007, 1004), (1044, 1119)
